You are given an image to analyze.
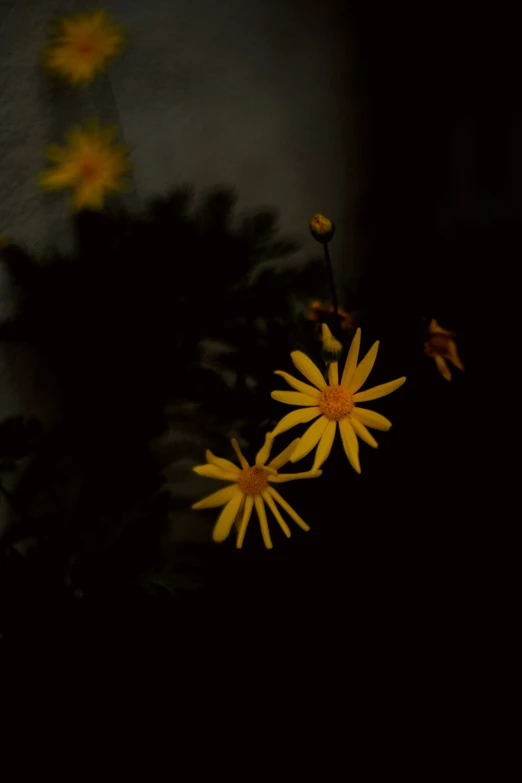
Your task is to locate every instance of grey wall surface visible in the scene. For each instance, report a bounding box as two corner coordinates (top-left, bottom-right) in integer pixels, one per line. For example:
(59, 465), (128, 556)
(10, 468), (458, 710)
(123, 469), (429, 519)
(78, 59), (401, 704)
(1, 0), (359, 419)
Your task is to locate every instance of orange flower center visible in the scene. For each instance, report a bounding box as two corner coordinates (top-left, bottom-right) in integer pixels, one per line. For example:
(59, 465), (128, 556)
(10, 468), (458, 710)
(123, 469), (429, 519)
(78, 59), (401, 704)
(237, 466), (268, 495)
(80, 159), (99, 179)
(76, 37), (96, 55)
(319, 384), (354, 420)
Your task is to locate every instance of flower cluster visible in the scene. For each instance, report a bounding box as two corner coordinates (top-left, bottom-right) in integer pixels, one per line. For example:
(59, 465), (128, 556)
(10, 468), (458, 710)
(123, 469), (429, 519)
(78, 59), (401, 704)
(39, 10), (130, 211)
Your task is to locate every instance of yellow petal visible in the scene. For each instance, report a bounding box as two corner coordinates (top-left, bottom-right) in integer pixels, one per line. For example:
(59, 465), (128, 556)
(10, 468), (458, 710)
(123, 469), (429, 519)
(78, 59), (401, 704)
(311, 420), (337, 471)
(254, 495), (273, 549)
(269, 470), (322, 482)
(274, 371), (321, 398)
(262, 491), (291, 538)
(205, 450), (240, 474)
(350, 417), (378, 448)
(341, 327), (361, 388)
(268, 438), (301, 470)
(270, 407), (321, 438)
(353, 377), (406, 402)
(192, 483), (238, 510)
(352, 407), (392, 431)
(231, 438), (249, 468)
(447, 342), (464, 371)
(328, 362), (339, 385)
(290, 416), (329, 463)
(213, 490), (244, 542)
(255, 433), (274, 466)
(338, 418), (361, 473)
(348, 341), (379, 393)
(435, 355), (452, 381)
(290, 351), (327, 391)
(233, 495), (246, 532)
(271, 391), (323, 407)
(236, 494), (254, 549)
(267, 487), (310, 532)
(193, 465), (239, 481)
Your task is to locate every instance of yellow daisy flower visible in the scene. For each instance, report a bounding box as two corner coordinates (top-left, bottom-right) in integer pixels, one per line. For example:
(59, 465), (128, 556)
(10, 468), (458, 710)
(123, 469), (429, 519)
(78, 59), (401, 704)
(39, 122), (131, 211)
(192, 437), (322, 549)
(271, 328), (406, 473)
(424, 318), (464, 382)
(44, 9), (124, 85)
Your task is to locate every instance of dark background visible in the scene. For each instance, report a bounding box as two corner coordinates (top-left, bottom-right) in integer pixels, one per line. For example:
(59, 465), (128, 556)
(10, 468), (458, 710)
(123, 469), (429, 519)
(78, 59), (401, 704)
(0, 2), (510, 676)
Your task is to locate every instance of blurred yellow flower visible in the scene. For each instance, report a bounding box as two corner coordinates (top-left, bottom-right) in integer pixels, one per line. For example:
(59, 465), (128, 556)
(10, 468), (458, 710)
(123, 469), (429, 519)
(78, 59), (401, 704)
(310, 213), (333, 236)
(192, 436), (321, 549)
(424, 319), (464, 381)
(44, 9), (124, 85)
(271, 328), (406, 473)
(39, 122), (131, 210)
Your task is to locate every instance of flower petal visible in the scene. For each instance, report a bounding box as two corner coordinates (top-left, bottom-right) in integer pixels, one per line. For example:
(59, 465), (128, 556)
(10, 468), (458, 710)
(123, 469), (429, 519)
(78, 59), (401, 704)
(262, 490), (291, 538)
(290, 351), (327, 391)
(236, 494), (254, 549)
(268, 438), (301, 470)
(192, 483), (238, 510)
(274, 371), (321, 398)
(338, 418), (361, 473)
(205, 450), (240, 474)
(311, 420), (337, 471)
(328, 362), (339, 385)
(350, 417), (378, 448)
(255, 433), (274, 466)
(341, 327), (361, 388)
(270, 407), (321, 438)
(353, 377), (406, 402)
(290, 416), (329, 463)
(271, 391), (323, 407)
(268, 470), (322, 482)
(352, 407), (392, 431)
(254, 495), (273, 549)
(447, 342), (464, 371)
(267, 487), (310, 532)
(231, 438), (249, 468)
(434, 354), (452, 380)
(193, 464), (239, 481)
(348, 341), (379, 393)
(213, 490), (244, 542)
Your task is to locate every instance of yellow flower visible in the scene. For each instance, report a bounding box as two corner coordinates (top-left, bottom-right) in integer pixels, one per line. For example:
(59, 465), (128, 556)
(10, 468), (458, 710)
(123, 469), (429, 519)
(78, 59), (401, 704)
(424, 319), (464, 382)
(310, 214), (333, 236)
(39, 122), (131, 210)
(271, 328), (406, 473)
(192, 437), (322, 549)
(44, 9), (124, 85)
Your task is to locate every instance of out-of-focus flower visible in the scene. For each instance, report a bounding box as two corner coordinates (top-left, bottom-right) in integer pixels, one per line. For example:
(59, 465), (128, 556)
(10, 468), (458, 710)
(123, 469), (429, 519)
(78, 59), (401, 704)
(306, 300), (354, 337)
(271, 328), (406, 473)
(424, 318), (464, 382)
(192, 436), (321, 549)
(39, 122), (131, 210)
(321, 323), (343, 362)
(310, 213), (335, 242)
(44, 9), (124, 85)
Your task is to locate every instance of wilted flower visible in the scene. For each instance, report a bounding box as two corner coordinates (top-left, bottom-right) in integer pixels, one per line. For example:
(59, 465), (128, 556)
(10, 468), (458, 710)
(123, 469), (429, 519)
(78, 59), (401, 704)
(424, 319), (464, 382)
(306, 300), (353, 338)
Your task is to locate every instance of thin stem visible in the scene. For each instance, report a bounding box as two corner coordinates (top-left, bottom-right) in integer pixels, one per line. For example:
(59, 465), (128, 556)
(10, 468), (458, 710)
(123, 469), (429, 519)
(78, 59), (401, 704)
(323, 243), (340, 329)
